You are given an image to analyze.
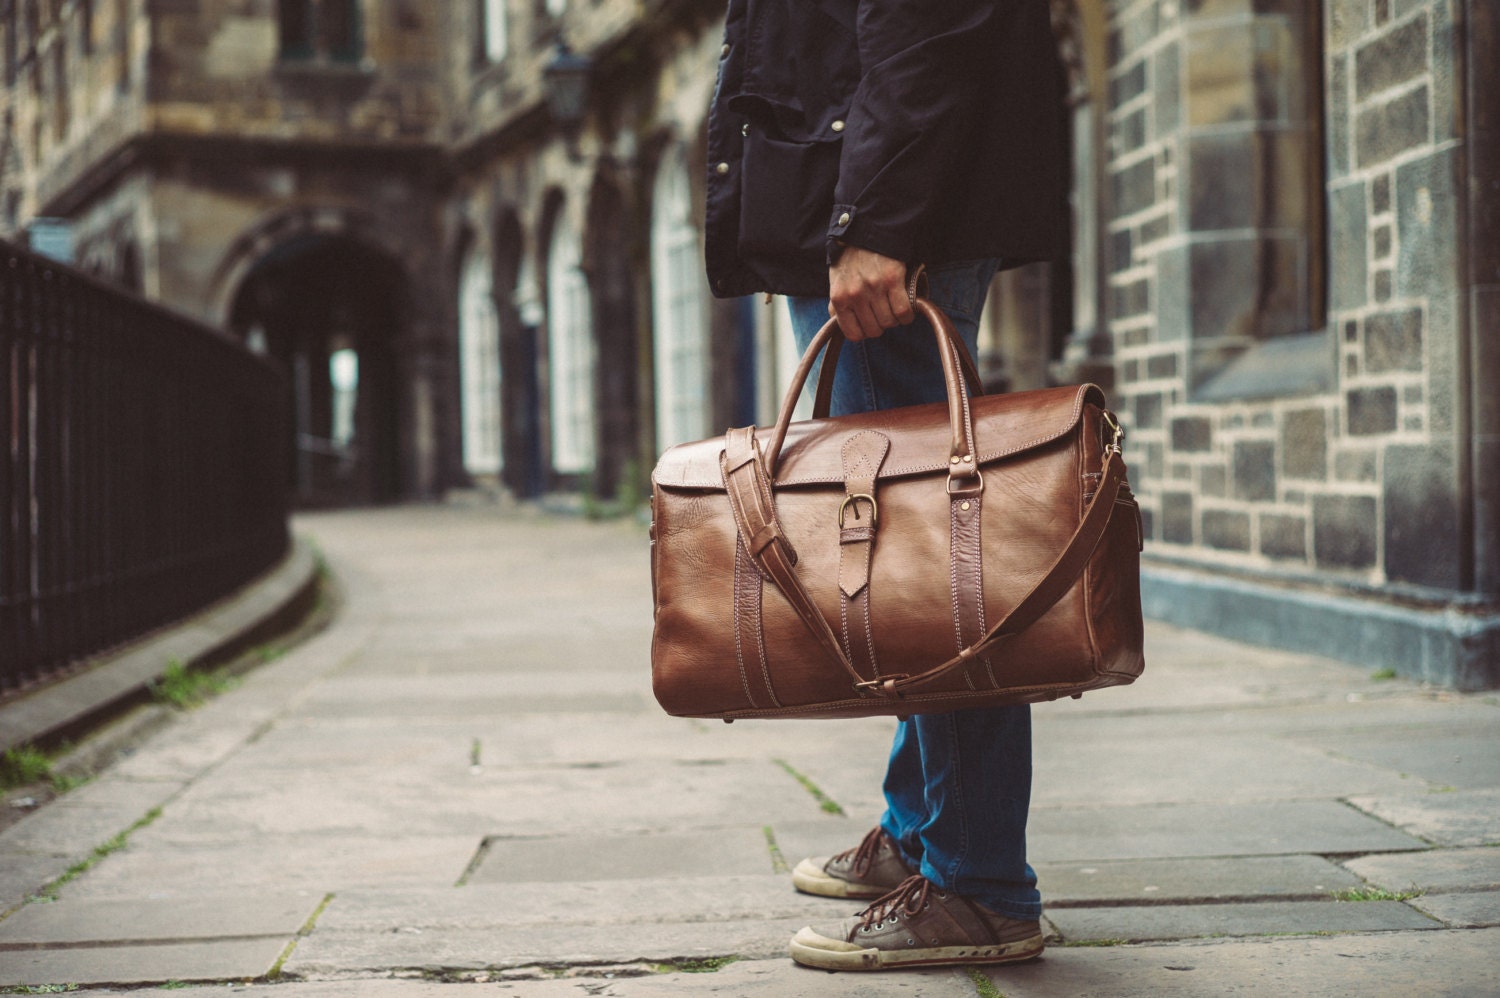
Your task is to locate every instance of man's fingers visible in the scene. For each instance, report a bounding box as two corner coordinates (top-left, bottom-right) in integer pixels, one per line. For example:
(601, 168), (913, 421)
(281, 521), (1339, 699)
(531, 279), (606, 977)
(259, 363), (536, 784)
(887, 284), (914, 326)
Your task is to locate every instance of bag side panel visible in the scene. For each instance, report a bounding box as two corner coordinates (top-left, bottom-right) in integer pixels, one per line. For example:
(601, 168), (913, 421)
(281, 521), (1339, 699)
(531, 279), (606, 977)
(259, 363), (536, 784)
(651, 485), (761, 715)
(1081, 406), (1146, 683)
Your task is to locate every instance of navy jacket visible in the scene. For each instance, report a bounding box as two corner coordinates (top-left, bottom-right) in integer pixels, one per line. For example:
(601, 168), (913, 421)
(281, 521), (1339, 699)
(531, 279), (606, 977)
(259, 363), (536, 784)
(704, 0), (1069, 299)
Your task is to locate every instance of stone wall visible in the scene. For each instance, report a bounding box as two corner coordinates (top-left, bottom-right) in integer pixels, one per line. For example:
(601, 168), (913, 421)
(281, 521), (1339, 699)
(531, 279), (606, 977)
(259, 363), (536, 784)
(1107, 0), (1478, 598)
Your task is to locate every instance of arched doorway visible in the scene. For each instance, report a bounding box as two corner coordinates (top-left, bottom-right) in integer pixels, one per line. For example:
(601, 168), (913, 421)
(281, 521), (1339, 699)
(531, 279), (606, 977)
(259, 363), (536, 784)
(544, 206), (596, 485)
(649, 145), (710, 452)
(458, 241), (502, 481)
(228, 235), (405, 507)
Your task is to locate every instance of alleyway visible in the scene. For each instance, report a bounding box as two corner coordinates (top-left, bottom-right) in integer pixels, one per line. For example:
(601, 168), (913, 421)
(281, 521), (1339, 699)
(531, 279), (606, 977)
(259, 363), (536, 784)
(1, 505), (1496, 996)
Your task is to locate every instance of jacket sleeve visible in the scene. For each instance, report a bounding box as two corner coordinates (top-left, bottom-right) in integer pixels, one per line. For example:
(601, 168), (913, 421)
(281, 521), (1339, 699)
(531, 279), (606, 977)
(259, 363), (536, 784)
(828, 1), (1012, 265)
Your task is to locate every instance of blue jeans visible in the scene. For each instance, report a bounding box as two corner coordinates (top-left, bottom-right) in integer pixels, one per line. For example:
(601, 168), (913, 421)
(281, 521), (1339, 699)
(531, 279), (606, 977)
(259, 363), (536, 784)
(788, 259), (1041, 920)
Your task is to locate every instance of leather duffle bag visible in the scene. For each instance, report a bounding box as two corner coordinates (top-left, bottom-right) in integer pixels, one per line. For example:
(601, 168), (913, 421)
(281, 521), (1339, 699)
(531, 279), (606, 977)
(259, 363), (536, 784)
(649, 296), (1145, 720)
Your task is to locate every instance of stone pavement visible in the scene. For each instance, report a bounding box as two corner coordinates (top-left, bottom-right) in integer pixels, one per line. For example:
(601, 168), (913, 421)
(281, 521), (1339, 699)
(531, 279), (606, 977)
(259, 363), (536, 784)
(0, 504), (1497, 997)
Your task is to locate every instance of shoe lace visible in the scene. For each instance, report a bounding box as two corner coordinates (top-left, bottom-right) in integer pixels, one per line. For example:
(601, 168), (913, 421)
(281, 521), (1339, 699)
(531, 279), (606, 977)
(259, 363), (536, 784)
(833, 826), (889, 879)
(857, 875), (934, 931)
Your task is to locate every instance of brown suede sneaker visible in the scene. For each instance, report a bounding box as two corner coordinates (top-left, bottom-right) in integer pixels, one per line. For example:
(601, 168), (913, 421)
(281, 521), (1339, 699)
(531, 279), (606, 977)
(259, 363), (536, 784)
(792, 827), (917, 900)
(789, 875), (1044, 971)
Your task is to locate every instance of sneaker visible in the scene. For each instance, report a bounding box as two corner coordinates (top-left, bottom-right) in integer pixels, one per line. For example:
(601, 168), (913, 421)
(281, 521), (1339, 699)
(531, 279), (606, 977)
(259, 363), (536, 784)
(789, 875), (1044, 971)
(792, 827), (916, 900)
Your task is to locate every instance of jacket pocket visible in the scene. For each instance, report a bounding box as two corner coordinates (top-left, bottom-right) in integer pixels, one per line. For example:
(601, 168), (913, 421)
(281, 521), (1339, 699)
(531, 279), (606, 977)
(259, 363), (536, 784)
(735, 100), (842, 271)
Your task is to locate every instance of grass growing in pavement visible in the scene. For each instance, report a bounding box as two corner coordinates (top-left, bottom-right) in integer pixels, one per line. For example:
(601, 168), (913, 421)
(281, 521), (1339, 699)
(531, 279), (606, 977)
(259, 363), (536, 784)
(1, 745), (91, 795)
(969, 967), (1009, 997)
(772, 759), (846, 816)
(149, 660), (238, 710)
(762, 825), (790, 874)
(652, 956), (743, 974)
(266, 892), (336, 980)
(1061, 938), (1128, 947)
(0, 746), (54, 790)
(0, 987), (79, 994)
(1333, 886), (1424, 902)
(29, 807), (163, 902)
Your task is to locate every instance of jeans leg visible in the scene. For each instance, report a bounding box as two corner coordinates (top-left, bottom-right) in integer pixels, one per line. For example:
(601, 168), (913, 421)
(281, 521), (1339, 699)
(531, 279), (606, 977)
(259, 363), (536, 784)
(785, 261), (1040, 919)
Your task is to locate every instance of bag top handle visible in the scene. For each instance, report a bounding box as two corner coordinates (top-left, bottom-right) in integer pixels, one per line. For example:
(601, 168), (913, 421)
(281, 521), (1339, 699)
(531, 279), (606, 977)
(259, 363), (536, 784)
(764, 296), (981, 491)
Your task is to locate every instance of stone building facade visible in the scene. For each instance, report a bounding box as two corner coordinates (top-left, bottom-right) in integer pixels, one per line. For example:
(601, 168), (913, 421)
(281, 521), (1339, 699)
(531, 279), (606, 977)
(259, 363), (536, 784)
(2, 0), (1494, 684)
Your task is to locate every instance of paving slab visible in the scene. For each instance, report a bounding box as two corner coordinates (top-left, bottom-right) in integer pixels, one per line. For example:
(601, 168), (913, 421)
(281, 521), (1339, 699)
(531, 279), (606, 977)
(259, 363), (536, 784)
(768, 817), (888, 876)
(289, 671), (654, 719)
(1044, 898), (1441, 943)
(981, 927), (1500, 998)
(1346, 788), (1500, 847)
(282, 919), (809, 977)
(1034, 855), (1364, 905)
(55, 836), (480, 900)
(0, 937), (289, 988)
(0, 853), (74, 909)
(0, 893), (322, 944)
(1284, 724), (1500, 789)
(0, 779), (175, 858)
(308, 878), (842, 932)
(467, 828), (784, 882)
(62, 961), (974, 996)
(1031, 732), (1422, 807)
(1344, 845), (1500, 893)
(146, 758), (826, 842)
(1409, 890), (1500, 927)
(1027, 800), (1427, 862)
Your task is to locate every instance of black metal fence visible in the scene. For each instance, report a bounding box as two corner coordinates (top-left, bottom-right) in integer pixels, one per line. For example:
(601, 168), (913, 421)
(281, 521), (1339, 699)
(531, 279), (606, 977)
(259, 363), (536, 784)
(1, 241), (291, 695)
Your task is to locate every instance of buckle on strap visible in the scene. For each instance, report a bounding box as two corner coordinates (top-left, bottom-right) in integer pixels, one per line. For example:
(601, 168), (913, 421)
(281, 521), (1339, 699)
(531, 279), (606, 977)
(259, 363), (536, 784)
(838, 493), (878, 529)
(854, 674), (909, 698)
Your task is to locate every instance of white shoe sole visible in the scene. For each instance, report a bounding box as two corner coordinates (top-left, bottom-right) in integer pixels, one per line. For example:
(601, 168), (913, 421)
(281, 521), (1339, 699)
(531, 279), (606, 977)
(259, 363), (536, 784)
(791, 858), (895, 900)
(789, 925), (1044, 971)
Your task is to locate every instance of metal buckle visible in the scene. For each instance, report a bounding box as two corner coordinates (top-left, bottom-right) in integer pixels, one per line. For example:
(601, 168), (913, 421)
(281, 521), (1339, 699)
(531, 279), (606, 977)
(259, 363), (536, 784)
(1102, 410), (1125, 456)
(945, 473), (984, 497)
(838, 493), (878, 528)
(854, 674), (909, 696)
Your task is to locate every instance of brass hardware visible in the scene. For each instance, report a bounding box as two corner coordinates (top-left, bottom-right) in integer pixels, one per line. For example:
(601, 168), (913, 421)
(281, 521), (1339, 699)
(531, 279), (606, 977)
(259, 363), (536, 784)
(839, 493), (878, 528)
(960, 501), (971, 511)
(1102, 410), (1125, 456)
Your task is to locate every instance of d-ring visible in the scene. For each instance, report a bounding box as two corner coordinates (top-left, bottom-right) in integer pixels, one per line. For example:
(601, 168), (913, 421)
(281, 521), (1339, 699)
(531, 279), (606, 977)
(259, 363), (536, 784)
(838, 493), (878, 528)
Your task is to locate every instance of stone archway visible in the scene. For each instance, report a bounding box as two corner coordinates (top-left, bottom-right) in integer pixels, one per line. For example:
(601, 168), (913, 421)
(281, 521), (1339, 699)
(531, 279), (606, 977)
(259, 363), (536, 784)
(228, 234), (407, 507)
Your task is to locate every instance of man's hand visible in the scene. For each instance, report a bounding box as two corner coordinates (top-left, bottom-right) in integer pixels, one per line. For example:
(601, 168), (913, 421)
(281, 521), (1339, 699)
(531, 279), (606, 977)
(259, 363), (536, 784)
(828, 246), (913, 341)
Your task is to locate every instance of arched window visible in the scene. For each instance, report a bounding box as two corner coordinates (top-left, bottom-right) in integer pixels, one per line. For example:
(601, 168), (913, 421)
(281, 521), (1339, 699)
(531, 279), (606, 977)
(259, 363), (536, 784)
(650, 147), (709, 450)
(475, 0), (506, 64)
(459, 246), (502, 475)
(546, 211), (594, 475)
(278, 0), (361, 63)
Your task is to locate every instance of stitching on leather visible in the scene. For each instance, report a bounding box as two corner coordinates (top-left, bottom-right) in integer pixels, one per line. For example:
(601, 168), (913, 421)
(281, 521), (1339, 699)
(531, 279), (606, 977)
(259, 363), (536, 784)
(949, 501), (976, 690)
(670, 388), (1098, 491)
(970, 495), (1000, 690)
(753, 568), (780, 708)
(732, 540), (760, 711)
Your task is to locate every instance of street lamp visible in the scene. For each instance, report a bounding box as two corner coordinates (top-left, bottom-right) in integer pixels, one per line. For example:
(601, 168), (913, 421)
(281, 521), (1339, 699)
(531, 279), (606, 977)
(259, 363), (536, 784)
(543, 40), (592, 161)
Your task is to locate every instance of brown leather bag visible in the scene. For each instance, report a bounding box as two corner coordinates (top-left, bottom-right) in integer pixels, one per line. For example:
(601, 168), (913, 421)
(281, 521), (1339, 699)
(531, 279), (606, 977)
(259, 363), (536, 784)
(650, 298), (1144, 720)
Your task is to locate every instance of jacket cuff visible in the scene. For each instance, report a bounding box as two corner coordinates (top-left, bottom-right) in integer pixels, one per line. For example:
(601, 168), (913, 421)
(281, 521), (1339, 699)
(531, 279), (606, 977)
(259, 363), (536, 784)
(825, 204), (914, 268)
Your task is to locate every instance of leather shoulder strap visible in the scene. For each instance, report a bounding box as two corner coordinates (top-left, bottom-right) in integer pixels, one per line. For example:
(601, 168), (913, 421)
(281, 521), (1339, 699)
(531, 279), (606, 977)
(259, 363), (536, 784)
(721, 428), (868, 689)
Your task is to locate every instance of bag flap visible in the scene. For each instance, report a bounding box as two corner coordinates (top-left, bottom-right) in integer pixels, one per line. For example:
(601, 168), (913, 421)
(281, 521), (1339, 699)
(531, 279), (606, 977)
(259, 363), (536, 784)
(653, 383), (1105, 491)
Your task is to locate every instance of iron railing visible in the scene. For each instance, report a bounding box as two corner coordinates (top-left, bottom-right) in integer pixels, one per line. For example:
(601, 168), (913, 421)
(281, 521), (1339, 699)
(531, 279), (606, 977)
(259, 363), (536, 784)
(1, 240), (291, 694)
